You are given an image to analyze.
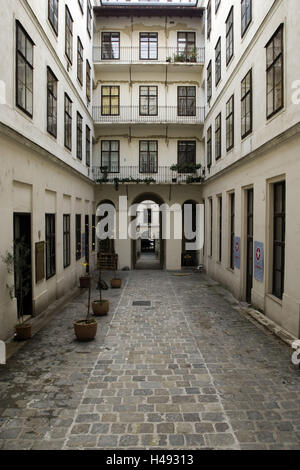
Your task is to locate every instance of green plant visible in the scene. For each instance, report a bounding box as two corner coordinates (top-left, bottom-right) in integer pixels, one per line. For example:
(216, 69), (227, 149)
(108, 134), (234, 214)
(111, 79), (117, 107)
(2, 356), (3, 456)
(1, 238), (31, 325)
(170, 163), (202, 173)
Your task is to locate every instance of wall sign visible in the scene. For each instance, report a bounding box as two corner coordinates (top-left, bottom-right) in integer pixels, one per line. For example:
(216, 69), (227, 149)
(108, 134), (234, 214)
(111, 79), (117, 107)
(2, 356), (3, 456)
(254, 241), (264, 282)
(234, 236), (241, 270)
(35, 241), (45, 283)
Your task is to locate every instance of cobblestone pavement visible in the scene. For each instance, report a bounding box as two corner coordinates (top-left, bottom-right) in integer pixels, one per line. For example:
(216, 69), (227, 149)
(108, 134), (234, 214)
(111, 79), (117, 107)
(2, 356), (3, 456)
(0, 271), (300, 450)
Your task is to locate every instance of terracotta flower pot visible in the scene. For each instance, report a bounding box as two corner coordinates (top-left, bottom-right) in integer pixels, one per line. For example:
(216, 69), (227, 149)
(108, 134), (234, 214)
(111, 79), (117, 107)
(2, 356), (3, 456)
(92, 300), (109, 316)
(74, 320), (98, 341)
(111, 279), (122, 289)
(15, 323), (32, 340)
(79, 276), (91, 288)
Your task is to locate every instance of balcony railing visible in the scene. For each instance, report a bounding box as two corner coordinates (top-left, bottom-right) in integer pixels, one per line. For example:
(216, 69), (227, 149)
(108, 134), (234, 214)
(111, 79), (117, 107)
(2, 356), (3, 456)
(93, 106), (205, 124)
(91, 165), (203, 184)
(93, 46), (205, 64)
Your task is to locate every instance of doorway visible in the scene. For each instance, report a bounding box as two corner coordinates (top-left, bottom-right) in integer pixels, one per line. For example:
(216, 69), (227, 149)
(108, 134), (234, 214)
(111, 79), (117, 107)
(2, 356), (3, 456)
(246, 189), (254, 303)
(13, 213), (33, 317)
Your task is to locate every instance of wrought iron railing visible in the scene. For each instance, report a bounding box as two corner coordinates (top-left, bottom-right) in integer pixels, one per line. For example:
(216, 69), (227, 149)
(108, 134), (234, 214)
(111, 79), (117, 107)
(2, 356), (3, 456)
(91, 165), (203, 184)
(93, 106), (205, 124)
(93, 46), (205, 64)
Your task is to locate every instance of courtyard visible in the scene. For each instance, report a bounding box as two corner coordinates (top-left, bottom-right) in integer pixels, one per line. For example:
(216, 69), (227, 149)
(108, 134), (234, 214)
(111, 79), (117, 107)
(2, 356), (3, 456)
(0, 270), (299, 451)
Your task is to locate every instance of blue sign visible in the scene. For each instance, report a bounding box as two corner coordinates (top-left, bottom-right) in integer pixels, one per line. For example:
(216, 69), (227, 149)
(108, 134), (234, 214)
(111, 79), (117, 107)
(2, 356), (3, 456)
(254, 241), (264, 282)
(234, 236), (241, 270)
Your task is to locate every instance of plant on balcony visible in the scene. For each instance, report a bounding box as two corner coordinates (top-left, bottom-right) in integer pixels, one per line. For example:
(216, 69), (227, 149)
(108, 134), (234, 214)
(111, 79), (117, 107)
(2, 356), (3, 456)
(171, 163), (202, 174)
(74, 275), (98, 341)
(2, 239), (33, 340)
(173, 53), (186, 63)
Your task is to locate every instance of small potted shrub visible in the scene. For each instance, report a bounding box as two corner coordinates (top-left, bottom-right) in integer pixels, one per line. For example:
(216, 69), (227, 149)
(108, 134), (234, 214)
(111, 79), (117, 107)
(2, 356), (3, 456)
(92, 257), (109, 316)
(2, 239), (32, 340)
(74, 279), (97, 341)
(110, 264), (122, 289)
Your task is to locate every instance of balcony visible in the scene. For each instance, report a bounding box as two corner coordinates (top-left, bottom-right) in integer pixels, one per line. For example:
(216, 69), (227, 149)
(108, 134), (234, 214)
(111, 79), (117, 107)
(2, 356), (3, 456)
(93, 106), (205, 125)
(93, 46), (205, 65)
(91, 165), (203, 184)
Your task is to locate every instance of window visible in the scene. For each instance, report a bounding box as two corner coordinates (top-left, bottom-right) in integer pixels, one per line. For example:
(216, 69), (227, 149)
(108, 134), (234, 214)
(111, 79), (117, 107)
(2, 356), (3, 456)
(241, 0), (252, 37)
(207, 1), (212, 39)
(215, 0), (221, 13)
(140, 33), (158, 60)
(226, 7), (234, 65)
(92, 215), (96, 252)
(272, 181), (286, 300)
(178, 86), (196, 116)
(86, 60), (91, 102)
(207, 61), (212, 103)
(76, 214), (81, 261)
(77, 37), (83, 85)
(86, 125), (91, 167)
(63, 215), (71, 269)
(102, 32), (120, 60)
(16, 21), (34, 117)
(241, 69), (252, 138)
(266, 25), (284, 119)
(87, 0), (92, 38)
(65, 6), (73, 64)
(230, 193), (235, 270)
(207, 127), (212, 169)
(178, 141), (196, 169)
(215, 113), (221, 160)
(139, 86), (158, 116)
(64, 93), (72, 150)
(101, 86), (119, 115)
(101, 140), (120, 173)
(226, 95), (234, 151)
(77, 112), (83, 160)
(177, 32), (196, 62)
(47, 67), (58, 137)
(209, 198), (213, 257)
(78, 0), (84, 14)
(218, 196), (222, 262)
(215, 37), (221, 86)
(139, 141), (158, 173)
(46, 214), (56, 279)
(48, 0), (59, 35)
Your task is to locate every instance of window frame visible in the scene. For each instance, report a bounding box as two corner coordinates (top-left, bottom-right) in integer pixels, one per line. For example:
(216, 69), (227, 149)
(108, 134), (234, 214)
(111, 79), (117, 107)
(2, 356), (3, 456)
(139, 140), (158, 174)
(87, 0), (92, 39)
(77, 37), (83, 85)
(207, 60), (212, 103)
(177, 86), (196, 117)
(64, 93), (72, 151)
(207, 1), (212, 39)
(272, 181), (286, 300)
(241, 0), (252, 37)
(266, 24), (284, 120)
(76, 214), (81, 261)
(177, 141), (197, 171)
(177, 32), (196, 62)
(215, 113), (222, 160)
(230, 192), (235, 270)
(63, 214), (71, 269)
(139, 86), (158, 116)
(139, 32), (158, 61)
(16, 21), (34, 118)
(101, 32), (120, 60)
(45, 214), (56, 280)
(226, 6), (234, 66)
(101, 140), (120, 173)
(65, 5), (73, 65)
(101, 86), (120, 116)
(86, 125), (91, 167)
(76, 112), (83, 161)
(48, 0), (59, 36)
(241, 69), (253, 139)
(47, 66), (58, 138)
(215, 37), (221, 86)
(226, 94), (234, 152)
(207, 127), (212, 169)
(218, 196), (222, 262)
(86, 59), (91, 103)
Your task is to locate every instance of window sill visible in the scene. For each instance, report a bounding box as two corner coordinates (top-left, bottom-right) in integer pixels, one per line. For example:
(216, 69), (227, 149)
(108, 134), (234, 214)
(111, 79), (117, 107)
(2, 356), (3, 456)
(266, 293), (283, 307)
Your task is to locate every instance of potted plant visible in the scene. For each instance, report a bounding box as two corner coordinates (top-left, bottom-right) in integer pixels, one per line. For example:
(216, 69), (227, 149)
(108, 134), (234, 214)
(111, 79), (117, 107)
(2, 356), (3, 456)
(74, 279), (98, 341)
(92, 257), (109, 316)
(110, 262), (122, 289)
(1, 238), (32, 340)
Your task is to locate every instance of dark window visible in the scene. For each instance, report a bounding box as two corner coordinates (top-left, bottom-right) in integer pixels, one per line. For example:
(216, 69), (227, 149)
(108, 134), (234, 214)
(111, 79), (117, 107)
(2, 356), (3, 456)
(178, 141), (196, 170)
(140, 33), (158, 60)
(78, 0), (84, 14)
(101, 86), (119, 116)
(215, 113), (221, 160)
(64, 93), (72, 150)
(86, 60), (91, 102)
(241, 69), (252, 138)
(207, 61), (212, 103)
(101, 140), (120, 173)
(139, 141), (158, 173)
(226, 6), (234, 65)
(139, 86), (158, 116)
(215, 37), (221, 86)
(46, 214), (56, 279)
(86, 125), (91, 167)
(215, 0), (221, 13)
(92, 215), (96, 252)
(65, 6), (73, 64)
(273, 181), (286, 300)
(266, 25), (284, 119)
(178, 86), (196, 116)
(230, 193), (235, 270)
(241, 0), (252, 37)
(207, 127), (212, 168)
(48, 0), (59, 35)
(87, 0), (92, 38)
(209, 198), (213, 257)
(207, 1), (212, 39)
(63, 215), (70, 268)
(177, 32), (196, 62)
(102, 32), (120, 60)
(226, 95), (234, 151)
(47, 67), (58, 137)
(77, 112), (83, 160)
(76, 214), (81, 261)
(218, 196), (222, 262)
(77, 37), (83, 85)
(16, 21), (34, 117)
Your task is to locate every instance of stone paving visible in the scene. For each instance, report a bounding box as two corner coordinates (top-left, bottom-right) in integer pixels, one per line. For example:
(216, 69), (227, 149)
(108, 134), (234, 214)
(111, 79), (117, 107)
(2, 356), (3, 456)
(0, 270), (300, 450)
